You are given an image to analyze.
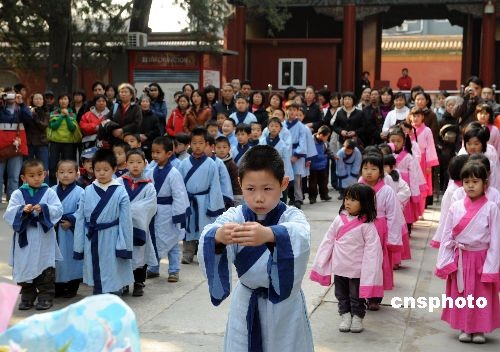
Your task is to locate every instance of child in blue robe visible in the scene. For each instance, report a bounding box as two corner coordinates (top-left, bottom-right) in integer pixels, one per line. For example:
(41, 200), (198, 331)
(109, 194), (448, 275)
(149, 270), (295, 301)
(231, 123), (253, 167)
(198, 145), (314, 352)
(229, 94), (257, 125)
(52, 160), (84, 298)
(178, 127), (225, 264)
(206, 135), (234, 208)
(4, 159), (63, 310)
(336, 139), (362, 199)
(73, 149), (134, 294)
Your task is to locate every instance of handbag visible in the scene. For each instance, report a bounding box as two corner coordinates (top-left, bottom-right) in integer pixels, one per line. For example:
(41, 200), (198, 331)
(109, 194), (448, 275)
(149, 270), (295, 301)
(440, 124), (457, 144)
(0, 121), (23, 161)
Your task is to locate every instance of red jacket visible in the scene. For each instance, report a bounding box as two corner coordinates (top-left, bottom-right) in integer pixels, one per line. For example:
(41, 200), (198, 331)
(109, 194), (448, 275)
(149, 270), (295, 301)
(79, 107), (110, 136)
(397, 76), (412, 90)
(166, 107), (187, 137)
(0, 104), (32, 156)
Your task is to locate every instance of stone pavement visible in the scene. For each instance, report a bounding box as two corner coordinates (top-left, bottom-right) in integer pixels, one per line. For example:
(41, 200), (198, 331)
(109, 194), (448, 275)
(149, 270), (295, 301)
(1, 197), (499, 351)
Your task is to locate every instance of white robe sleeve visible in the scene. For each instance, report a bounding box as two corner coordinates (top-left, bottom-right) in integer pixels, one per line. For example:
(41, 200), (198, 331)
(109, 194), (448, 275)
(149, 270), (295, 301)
(73, 191), (86, 259)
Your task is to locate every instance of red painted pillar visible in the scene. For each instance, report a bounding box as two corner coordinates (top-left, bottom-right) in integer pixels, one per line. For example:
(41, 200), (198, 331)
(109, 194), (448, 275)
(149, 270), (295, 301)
(342, 4), (356, 91)
(223, 6), (246, 82)
(480, 1), (496, 86)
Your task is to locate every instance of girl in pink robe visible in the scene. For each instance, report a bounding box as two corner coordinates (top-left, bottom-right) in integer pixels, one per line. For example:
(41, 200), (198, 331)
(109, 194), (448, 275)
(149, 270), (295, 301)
(310, 183), (383, 333)
(435, 162), (500, 343)
(475, 103), (500, 157)
(410, 108), (439, 215)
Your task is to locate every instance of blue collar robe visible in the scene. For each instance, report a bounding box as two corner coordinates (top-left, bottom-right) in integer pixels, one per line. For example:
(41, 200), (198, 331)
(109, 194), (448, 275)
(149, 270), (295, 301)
(231, 143), (252, 167)
(52, 183), (85, 283)
(3, 186), (63, 283)
(150, 163), (190, 258)
(261, 125), (291, 148)
(230, 111), (258, 125)
(118, 175), (158, 269)
(335, 147), (362, 189)
(260, 135), (294, 182)
(212, 155), (234, 206)
(73, 180), (134, 294)
(198, 203), (314, 352)
(302, 123), (318, 177)
(286, 119), (311, 177)
(178, 155), (225, 241)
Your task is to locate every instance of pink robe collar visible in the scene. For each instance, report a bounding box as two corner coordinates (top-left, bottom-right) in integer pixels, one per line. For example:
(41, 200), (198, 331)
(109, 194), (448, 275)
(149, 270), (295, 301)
(452, 195), (488, 238)
(453, 180), (463, 187)
(395, 150), (408, 164)
(336, 213), (367, 240)
(359, 178), (385, 193)
(415, 124), (426, 136)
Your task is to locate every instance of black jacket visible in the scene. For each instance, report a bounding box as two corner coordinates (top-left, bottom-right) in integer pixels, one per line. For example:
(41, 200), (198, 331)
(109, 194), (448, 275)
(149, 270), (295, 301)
(332, 108), (366, 146)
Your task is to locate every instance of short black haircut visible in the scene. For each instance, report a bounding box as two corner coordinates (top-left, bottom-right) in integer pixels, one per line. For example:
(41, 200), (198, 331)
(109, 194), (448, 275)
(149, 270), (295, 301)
(238, 145), (284, 183)
(241, 80), (251, 87)
(283, 87), (297, 100)
(92, 148), (117, 169)
(360, 154), (384, 180)
(58, 93), (70, 102)
(317, 125), (331, 136)
(448, 155), (470, 181)
(466, 75), (483, 88)
(268, 117), (282, 127)
(206, 135), (216, 146)
(464, 122), (490, 153)
(362, 145), (383, 158)
(13, 83), (26, 93)
(92, 81), (106, 91)
(206, 120), (219, 129)
(235, 123), (251, 134)
(343, 139), (357, 149)
(191, 127), (208, 141)
(234, 93), (248, 102)
(175, 132), (191, 145)
(378, 143), (393, 155)
(249, 91), (265, 107)
(383, 154), (399, 182)
(250, 121), (262, 129)
(215, 136), (230, 147)
(72, 89), (86, 101)
(21, 159), (44, 175)
(93, 94), (107, 105)
(126, 148), (146, 161)
(112, 141), (130, 153)
(342, 91), (356, 101)
(152, 136), (174, 152)
(123, 132), (141, 142)
(468, 154), (491, 173)
(223, 118), (236, 127)
(318, 88), (331, 101)
(340, 183), (377, 222)
(460, 161), (488, 182)
(56, 159), (78, 172)
(393, 92), (406, 101)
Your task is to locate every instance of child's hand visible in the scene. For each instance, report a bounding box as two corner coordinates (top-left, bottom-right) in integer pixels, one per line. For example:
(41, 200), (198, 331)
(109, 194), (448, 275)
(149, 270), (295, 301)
(305, 160), (311, 168)
(60, 220), (72, 230)
(231, 222), (275, 247)
(23, 204), (33, 213)
(291, 156), (298, 163)
(33, 204), (42, 213)
(215, 223), (239, 245)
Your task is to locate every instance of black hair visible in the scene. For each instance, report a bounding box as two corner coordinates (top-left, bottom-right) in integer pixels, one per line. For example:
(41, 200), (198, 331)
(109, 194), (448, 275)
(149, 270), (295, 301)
(152, 136), (174, 152)
(249, 91), (265, 108)
(468, 154), (491, 173)
(460, 161), (488, 183)
(466, 76), (483, 88)
(378, 143), (393, 156)
(13, 83), (26, 93)
(399, 121), (418, 143)
(387, 126), (412, 154)
(283, 87), (297, 100)
(191, 127), (208, 141)
(206, 135), (216, 147)
(123, 132), (141, 143)
(57, 93), (70, 102)
(56, 159), (78, 172)
(215, 136), (230, 146)
(342, 91), (357, 101)
(191, 89), (206, 107)
(410, 85), (424, 99)
(177, 94), (190, 107)
(383, 154), (399, 182)
(269, 93), (283, 107)
(206, 120), (219, 128)
(317, 125), (331, 136)
(112, 141), (130, 153)
(91, 81), (106, 91)
(92, 148), (117, 169)
(182, 83), (195, 94)
(234, 93), (248, 102)
(105, 84), (118, 97)
(92, 94), (107, 105)
(203, 85), (218, 104)
(340, 183), (377, 222)
(223, 118), (236, 127)
(235, 123), (251, 134)
(463, 122), (490, 153)
(174, 90), (183, 98)
(241, 80), (251, 87)
(330, 91), (342, 102)
(448, 155), (470, 181)
(250, 121), (262, 129)
(393, 92), (406, 102)
(318, 88), (331, 102)
(126, 148), (146, 161)
(72, 89), (86, 102)
(20, 159), (45, 175)
(362, 145), (383, 158)
(360, 154), (384, 180)
(272, 108), (285, 118)
(148, 82), (165, 101)
(175, 132), (191, 145)
(238, 145), (284, 182)
(475, 103), (494, 124)
(268, 117), (282, 127)
(343, 138), (357, 149)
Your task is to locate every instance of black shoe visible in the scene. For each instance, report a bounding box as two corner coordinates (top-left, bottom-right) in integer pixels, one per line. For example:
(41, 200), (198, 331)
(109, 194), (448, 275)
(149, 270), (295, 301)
(18, 300), (34, 310)
(122, 285), (130, 295)
(293, 201), (302, 209)
(321, 195), (332, 201)
(309, 198), (316, 204)
(146, 271), (159, 279)
(132, 283), (144, 297)
(63, 291), (78, 299)
(181, 257), (193, 264)
(35, 300), (53, 310)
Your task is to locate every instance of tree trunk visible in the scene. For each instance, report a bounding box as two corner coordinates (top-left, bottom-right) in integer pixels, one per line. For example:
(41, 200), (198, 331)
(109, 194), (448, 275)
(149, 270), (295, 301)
(129, 0), (153, 33)
(46, 0), (72, 96)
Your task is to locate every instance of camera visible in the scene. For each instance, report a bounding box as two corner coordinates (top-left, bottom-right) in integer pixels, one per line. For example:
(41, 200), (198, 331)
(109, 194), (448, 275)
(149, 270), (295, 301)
(4, 92), (16, 100)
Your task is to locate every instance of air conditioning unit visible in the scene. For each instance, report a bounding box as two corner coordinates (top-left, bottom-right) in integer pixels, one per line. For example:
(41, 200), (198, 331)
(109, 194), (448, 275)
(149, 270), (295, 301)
(128, 32), (148, 47)
(395, 22), (408, 32)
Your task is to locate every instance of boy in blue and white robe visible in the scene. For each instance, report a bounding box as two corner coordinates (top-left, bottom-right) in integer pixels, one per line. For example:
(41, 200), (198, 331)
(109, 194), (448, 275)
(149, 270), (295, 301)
(229, 95), (258, 125)
(286, 116), (310, 204)
(336, 142), (362, 196)
(211, 154), (234, 208)
(178, 155), (225, 263)
(52, 182), (84, 298)
(303, 123), (318, 177)
(73, 179), (134, 294)
(4, 181), (63, 309)
(119, 174), (158, 290)
(148, 161), (190, 278)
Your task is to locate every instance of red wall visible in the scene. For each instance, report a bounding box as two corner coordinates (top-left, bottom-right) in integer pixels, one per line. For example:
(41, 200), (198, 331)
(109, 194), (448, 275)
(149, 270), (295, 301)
(381, 60), (462, 91)
(248, 41), (338, 91)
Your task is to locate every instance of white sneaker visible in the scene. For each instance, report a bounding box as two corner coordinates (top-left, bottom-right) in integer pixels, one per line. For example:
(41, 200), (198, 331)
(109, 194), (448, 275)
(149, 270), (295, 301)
(338, 313), (352, 332)
(472, 333), (485, 344)
(350, 315), (364, 333)
(458, 331), (472, 343)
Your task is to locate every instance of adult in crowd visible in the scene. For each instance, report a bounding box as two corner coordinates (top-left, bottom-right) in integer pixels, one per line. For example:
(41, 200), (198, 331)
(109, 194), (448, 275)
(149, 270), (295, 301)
(317, 88), (331, 110)
(71, 89), (87, 123)
(408, 85), (424, 108)
(356, 86), (371, 110)
(302, 86), (323, 132)
(182, 83), (194, 99)
(147, 83), (167, 135)
(453, 76), (484, 130)
(414, 91), (439, 144)
(333, 92), (366, 147)
(184, 89), (211, 132)
(102, 83), (142, 146)
(249, 91), (268, 127)
(166, 93), (190, 136)
(480, 86), (500, 113)
(0, 90), (32, 202)
(105, 84), (118, 105)
(212, 83), (236, 119)
(79, 94), (110, 149)
(266, 93), (283, 119)
(230, 78), (241, 95)
(43, 90), (56, 112)
(396, 68), (413, 91)
(356, 71), (371, 98)
(321, 92), (342, 189)
(25, 93), (49, 174)
(240, 80), (252, 100)
(362, 89), (383, 146)
(203, 85), (218, 108)
(283, 86), (297, 109)
(138, 95), (161, 160)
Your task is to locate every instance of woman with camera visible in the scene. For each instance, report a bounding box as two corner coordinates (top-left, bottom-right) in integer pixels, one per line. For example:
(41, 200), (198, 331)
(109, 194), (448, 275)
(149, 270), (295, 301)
(0, 90), (32, 203)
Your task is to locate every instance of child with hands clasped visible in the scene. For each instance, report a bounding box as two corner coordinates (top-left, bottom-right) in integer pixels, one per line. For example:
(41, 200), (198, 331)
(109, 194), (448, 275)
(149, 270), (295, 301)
(4, 159), (63, 310)
(435, 161), (500, 344)
(311, 183), (383, 333)
(198, 145), (314, 352)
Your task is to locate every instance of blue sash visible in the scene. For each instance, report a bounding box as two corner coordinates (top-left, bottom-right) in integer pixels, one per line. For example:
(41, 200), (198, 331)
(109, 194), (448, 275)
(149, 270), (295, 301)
(15, 186), (49, 248)
(184, 156), (210, 233)
(234, 144), (250, 164)
(153, 163), (173, 194)
(56, 182), (76, 202)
